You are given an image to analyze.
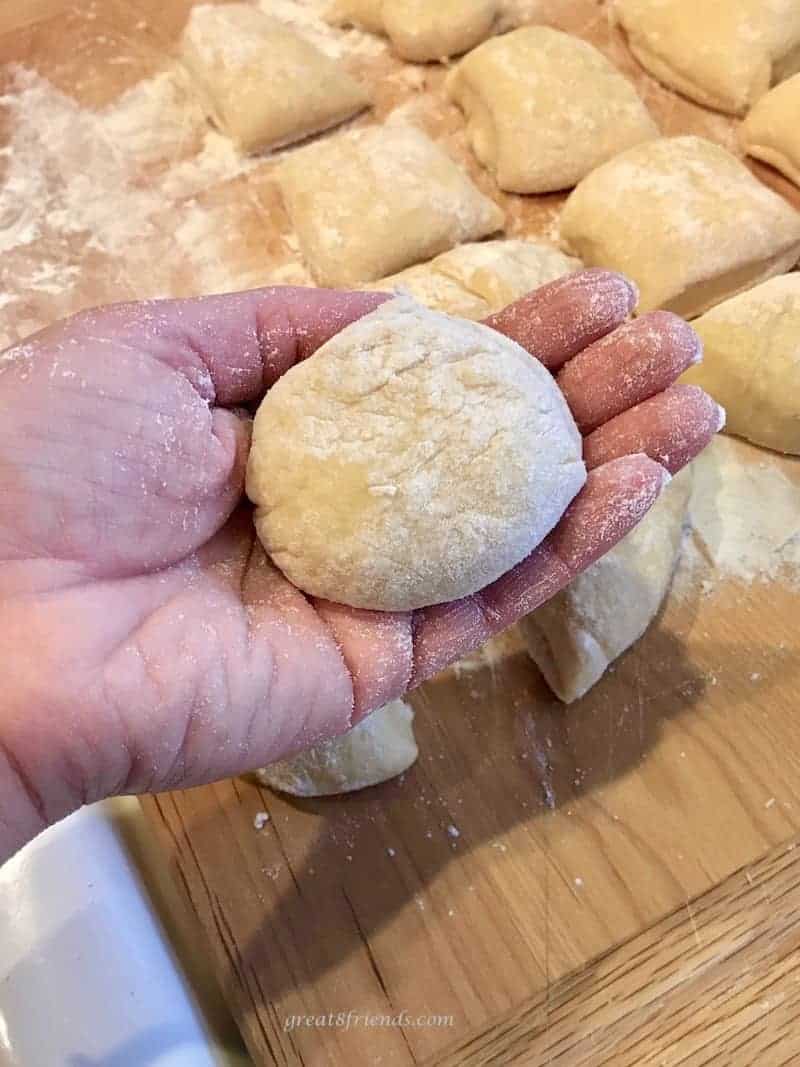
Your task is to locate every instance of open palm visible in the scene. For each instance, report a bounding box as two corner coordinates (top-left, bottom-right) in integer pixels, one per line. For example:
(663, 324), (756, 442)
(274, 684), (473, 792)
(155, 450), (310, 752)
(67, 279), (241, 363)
(0, 271), (720, 858)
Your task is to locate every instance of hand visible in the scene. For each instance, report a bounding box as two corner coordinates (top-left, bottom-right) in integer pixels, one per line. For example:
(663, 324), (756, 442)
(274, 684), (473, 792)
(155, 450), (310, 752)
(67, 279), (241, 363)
(0, 271), (720, 859)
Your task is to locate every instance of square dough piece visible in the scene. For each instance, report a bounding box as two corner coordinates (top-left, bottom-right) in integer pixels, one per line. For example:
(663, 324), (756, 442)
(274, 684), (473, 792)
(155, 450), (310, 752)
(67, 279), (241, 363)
(520, 464), (692, 703)
(446, 27), (658, 193)
(615, 0), (800, 116)
(682, 274), (800, 454)
(739, 73), (800, 187)
(560, 136), (800, 320)
(371, 239), (582, 318)
(329, 0), (500, 62)
(276, 124), (504, 286)
(179, 3), (369, 153)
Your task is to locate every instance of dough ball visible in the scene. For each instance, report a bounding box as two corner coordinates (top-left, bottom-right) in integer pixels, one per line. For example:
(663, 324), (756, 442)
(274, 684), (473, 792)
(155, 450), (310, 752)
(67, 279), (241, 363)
(682, 274), (800, 455)
(560, 135), (800, 319)
(276, 124), (504, 287)
(446, 27), (658, 193)
(179, 3), (369, 153)
(256, 699), (417, 796)
(521, 465), (692, 702)
(740, 73), (800, 187)
(370, 239), (582, 318)
(330, 0), (500, 62)
(615, 0), (800, 116)
(246, 298), (585, 611)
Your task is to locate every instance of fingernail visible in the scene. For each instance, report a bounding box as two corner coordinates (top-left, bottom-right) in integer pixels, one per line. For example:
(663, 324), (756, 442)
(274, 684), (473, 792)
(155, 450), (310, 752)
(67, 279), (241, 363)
(690, 335), (704, 365)
(622, 275), (639, 307)
(714, 403), (727, 432)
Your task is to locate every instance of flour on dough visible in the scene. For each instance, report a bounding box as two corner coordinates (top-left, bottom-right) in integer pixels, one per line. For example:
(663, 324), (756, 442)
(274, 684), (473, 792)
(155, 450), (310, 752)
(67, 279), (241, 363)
(520, 465), (693, 703)
(740, 73), (800, 188)
(615, 0), (800, 116)
(276, 124), (503, 286)
(246, 297), (585, 611)
(329, 0), (507, 62)
(179, 3), (369, 152)
(446, 26), (658, 193)
(256, 699), (417, 796)
(370, 239), (582, 318)
(560, 135), (800, 319)
(683, 274), (800, 455)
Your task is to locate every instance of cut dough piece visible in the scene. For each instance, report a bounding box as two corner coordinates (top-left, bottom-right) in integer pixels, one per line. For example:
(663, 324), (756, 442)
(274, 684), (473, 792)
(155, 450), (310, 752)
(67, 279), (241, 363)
(371, 264), (492, 320)
(331, 0), (385, 35)
(276, 124), (503, 286)
(247, 297), (585, 611)
(256, 699), (417, 796)
(179, 3), (369, 153)
(446, 27), (658, 193)
(615, 0), (800, 116)
(330, 0), (499, 62)
(371, 239), (583, 317)
(682, 274), (800, 455)
(560, 136), (800, 319)
(740, 73), (800, 187)
(520, 465), (692, 703)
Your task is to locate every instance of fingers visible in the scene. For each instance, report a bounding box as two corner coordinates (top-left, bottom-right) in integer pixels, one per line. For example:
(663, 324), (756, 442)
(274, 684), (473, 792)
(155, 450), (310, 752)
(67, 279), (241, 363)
(408, 455), (668, 687)
(64, 271), (637, 415)
(584, 384), (725, 475)
(62, 270), (636, 414)
(313, 600), (413, 718)
(484, 269), (637, 370)
(557, 311), (701, 433)
(65, 287), (389, 407)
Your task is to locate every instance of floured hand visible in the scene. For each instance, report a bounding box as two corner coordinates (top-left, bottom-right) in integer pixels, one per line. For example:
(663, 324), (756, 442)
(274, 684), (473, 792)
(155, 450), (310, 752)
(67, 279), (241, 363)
(0, 272), (721, 860)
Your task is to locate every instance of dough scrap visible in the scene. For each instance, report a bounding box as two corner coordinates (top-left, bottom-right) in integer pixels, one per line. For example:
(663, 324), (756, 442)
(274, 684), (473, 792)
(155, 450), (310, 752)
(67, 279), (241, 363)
(740, 73), (800, 187)
(615, 0), (800, 116)
(179, 4), (369, 153)
(446, 27), (658, 193)
(560, 135), (800, 319)
(256, 699), (417, 796)
(370, 239), (583, 318)
(246, 297), (585, 611)
(276, 124), (504, 286)
(330, 0), (501, 62)
(682, 274), (800, 455)
(520, 465), (692, 703)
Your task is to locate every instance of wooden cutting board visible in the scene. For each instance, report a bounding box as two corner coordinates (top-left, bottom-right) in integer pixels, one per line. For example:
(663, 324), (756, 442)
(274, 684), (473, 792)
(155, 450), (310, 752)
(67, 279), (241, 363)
(1, 1), (800, 1064)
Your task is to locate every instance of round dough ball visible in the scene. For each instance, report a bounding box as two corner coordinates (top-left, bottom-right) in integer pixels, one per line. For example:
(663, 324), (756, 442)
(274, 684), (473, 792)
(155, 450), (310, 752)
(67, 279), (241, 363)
(246, 297), (585, 611)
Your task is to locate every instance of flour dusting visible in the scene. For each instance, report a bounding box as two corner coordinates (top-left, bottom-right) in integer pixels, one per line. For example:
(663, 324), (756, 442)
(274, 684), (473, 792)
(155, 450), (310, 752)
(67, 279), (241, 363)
(0, 0), (391, 350)
(0, 65), (211, 257)
(675, 435), (800, 591)
(0, 65), (265, 347)
(258, 0), (387, 57)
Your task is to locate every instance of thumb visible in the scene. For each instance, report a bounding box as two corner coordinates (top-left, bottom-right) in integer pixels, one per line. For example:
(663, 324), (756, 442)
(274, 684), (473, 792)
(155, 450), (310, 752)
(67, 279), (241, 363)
(56, 286), (390, 406)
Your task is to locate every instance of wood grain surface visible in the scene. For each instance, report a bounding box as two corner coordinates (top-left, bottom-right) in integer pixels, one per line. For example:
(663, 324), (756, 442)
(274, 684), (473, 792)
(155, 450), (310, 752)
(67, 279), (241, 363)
(437, 834), (800, 1065)
(1, 1), (799, 1064)
(142, 528), (800, 1065)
